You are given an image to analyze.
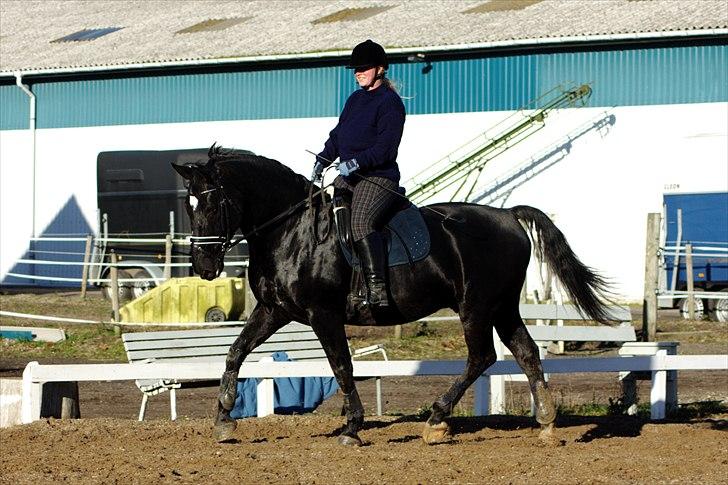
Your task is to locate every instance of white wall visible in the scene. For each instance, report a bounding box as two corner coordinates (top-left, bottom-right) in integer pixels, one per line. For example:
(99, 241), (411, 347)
(1, 102), (726, 299)
(0, 129), (34, 277)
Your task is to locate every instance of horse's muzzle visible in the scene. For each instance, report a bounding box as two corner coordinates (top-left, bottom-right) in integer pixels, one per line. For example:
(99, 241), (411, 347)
(192, 252), (223, 281)
(200, 269), (218, 281)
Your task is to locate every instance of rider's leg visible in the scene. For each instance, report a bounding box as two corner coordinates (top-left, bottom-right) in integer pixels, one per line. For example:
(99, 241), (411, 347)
(353, 232), (389, 306)
(350, 176), (399, 308)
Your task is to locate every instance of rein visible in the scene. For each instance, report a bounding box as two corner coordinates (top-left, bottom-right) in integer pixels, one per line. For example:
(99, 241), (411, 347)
(189, 175), (333, 254)
(307, 151), (465, 225)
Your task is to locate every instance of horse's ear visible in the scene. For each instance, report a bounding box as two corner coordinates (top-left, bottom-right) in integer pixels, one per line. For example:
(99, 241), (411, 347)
(171, 163), (194, 180)
(206, 143), (221, 169)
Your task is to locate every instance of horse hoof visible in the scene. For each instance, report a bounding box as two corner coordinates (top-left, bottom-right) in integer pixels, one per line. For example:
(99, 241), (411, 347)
(219, 395), (235, 411)
(213, 421), (237, 443)
(538, 423), (564, 447)
(422, 421), (451, 445)
(338, 434), (363, 446)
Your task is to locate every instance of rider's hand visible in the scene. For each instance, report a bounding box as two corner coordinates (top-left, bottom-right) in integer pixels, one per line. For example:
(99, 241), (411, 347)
(311, 161), (324, 182)
(337, 158), (359, 177)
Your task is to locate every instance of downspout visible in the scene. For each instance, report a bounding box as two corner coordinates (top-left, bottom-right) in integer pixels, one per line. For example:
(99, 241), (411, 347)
(14, 72), (36, 238)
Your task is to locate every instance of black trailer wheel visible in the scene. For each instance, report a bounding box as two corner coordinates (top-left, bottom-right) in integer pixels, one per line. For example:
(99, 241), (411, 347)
(126, 268), (155, 300)
(102, 268), (155, 303)
(679, 296), (706, 320)
(102, 269), (133, 303)
(205, 307), (227, 322)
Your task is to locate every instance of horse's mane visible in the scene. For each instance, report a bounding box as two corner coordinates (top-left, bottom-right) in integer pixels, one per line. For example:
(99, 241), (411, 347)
(205, 143), (311, 200)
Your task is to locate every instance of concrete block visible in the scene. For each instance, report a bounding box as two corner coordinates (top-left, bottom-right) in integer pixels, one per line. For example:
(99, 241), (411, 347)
(1, 378), (23, 428)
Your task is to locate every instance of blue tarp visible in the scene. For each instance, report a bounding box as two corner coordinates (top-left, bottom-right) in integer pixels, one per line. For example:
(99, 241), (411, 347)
(229, 351), (339, 418)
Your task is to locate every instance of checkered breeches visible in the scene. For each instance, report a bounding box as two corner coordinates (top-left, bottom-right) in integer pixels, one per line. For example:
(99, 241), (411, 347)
(334, 175), (400, 241)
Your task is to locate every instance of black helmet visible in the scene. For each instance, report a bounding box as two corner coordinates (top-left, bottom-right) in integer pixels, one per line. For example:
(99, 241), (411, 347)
(347, 39), (388, 70)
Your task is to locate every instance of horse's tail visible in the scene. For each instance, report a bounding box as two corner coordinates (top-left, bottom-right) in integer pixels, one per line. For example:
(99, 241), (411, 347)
(511, 205), (616, 325)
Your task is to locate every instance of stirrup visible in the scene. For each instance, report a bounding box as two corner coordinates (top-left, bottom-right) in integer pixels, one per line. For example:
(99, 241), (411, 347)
(346, 288), (389, 310)
(365, 278), (390, 308)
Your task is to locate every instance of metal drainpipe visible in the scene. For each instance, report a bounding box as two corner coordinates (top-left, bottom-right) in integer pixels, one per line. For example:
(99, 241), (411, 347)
(14, 72), (36, 238)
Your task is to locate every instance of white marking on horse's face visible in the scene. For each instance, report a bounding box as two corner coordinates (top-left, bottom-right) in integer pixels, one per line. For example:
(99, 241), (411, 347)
(189, 195), (199, 210)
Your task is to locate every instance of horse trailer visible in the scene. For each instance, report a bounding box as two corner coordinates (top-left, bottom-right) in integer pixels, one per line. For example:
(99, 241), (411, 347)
(93, 148), (249, 300)
(659, 191), (728, 321)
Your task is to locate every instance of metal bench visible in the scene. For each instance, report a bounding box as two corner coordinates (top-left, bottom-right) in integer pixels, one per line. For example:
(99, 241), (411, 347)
(122, 322), (387, 420)
(490, 304), (678, 415)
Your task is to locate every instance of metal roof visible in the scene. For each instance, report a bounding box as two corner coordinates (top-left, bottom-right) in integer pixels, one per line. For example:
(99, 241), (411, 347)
(1, 0), (726, 76)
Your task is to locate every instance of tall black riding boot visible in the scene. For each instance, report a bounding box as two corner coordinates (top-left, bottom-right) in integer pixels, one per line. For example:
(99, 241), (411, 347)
(353, 232), (390, 308)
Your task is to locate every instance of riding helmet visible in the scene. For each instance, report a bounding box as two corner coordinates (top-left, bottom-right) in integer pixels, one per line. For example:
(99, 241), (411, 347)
(347, 39), (388, 70)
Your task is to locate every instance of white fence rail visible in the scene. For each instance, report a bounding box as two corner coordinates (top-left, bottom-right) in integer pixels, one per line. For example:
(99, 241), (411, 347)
(6, 234), (248, 286)
(22, 354), (728, 424)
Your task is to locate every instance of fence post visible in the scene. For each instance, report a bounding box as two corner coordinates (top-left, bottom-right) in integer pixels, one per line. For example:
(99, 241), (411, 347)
(110, 251), (120, 323)
(643, 213), (660, 342)
(686, 243), (694, 320)
(80, 235), (93, 298)
(256, 356), (275, 417)
(164, 234), (172, 281)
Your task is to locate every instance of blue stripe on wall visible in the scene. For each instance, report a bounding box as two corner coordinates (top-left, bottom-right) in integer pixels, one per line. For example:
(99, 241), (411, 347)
(390, 55), (539, 114)
(539, 45), (728, 107)
(1, 44), (726, 130)
(0, 85), (29, 130)
(34, 66), (340, 129)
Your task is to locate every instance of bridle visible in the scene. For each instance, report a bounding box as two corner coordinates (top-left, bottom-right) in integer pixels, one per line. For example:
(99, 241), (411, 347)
(188, 173), (332, 261)
(188, 185), (243, 275)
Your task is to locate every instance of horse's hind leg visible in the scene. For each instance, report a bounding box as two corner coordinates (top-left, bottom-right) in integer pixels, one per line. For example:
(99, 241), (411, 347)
(423, 318), (497, 444)
(214, 304), (289, 442)
(494, 308), (557, 440)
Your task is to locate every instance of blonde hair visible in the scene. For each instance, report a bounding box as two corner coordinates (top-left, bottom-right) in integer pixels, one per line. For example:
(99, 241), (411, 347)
(382, 75), (399, 95)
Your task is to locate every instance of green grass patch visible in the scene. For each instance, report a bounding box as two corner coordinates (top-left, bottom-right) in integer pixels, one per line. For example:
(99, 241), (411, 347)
(0, 291), (111, 323)
(557, 402), (615, 417)
(671, 400), (728, 420)
(0, 324), (125, 361)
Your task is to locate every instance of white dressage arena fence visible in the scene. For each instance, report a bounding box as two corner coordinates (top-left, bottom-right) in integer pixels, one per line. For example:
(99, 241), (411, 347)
(21, 354), (728, 424)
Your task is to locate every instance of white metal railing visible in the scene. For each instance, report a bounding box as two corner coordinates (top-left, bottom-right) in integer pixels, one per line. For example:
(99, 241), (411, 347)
(661, 245), (728, 259)
(658, 291), (728, 300)
(658, 242), (728, 306)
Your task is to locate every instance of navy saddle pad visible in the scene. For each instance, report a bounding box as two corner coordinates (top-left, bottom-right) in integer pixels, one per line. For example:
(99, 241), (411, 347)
(339, 204), (431, 268)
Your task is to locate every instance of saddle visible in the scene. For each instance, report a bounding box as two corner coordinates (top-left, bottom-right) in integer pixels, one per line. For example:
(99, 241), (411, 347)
(333, 191), (431, 269)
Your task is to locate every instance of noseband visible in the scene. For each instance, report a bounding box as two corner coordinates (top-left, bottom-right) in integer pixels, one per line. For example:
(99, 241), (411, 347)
(189, 185), (243, 262)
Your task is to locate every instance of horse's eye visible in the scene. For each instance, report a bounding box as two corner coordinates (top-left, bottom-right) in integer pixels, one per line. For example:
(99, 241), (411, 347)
(189, 195), (199, 210)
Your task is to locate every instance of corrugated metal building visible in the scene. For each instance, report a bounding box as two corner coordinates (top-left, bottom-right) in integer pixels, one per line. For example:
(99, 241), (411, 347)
(3, 44), (726, 128)
(1, 0), (727, 297)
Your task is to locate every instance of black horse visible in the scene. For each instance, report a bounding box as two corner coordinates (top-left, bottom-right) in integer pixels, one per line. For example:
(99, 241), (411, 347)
(172, 145), (614, 445)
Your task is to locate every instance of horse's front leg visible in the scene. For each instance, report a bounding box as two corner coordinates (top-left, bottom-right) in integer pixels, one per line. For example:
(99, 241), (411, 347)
(310, 313), (364, 446)
(214, 304), (289, 442)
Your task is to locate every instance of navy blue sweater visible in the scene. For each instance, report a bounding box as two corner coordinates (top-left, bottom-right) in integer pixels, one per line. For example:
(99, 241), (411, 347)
(318, 85), (406, 184)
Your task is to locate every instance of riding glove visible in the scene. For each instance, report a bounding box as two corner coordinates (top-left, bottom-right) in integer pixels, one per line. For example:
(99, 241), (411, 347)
(337, 158), (359, 177)
(311, 161), (324, 182)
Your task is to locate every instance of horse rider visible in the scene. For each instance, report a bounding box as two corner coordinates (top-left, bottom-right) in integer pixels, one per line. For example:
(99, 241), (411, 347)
(312, 39), (406, 310)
